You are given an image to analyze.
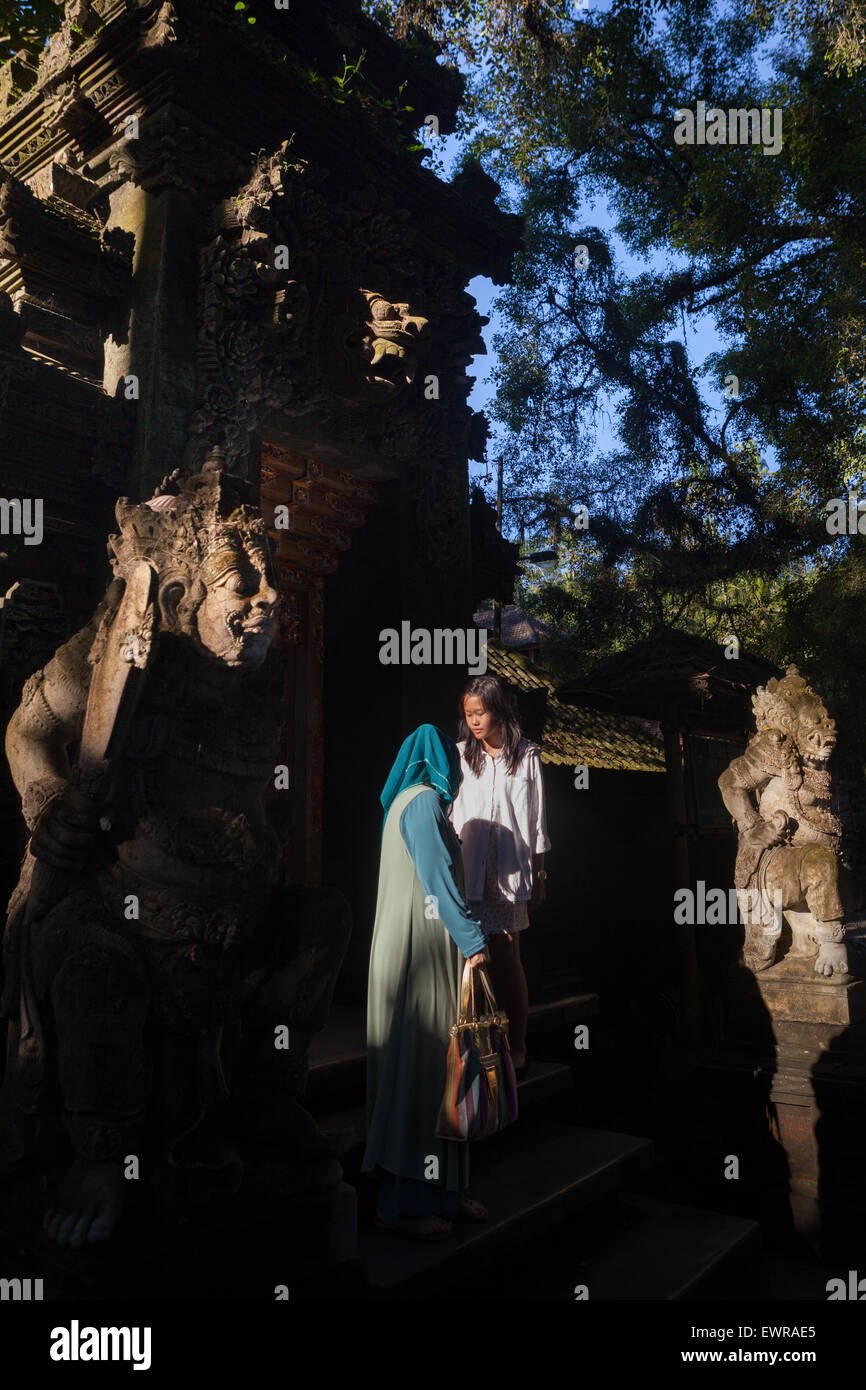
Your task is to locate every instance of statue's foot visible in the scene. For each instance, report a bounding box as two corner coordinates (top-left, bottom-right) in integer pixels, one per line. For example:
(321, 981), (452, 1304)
(814, 943), (850, 979)
(744, 951), (777, 973)
(43, 1161), (126, 1249)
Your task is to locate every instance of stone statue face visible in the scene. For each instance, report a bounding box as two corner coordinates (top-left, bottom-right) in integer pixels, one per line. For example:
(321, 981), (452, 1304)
(195, 529), (278, 667)
(795, 709), (836, 766)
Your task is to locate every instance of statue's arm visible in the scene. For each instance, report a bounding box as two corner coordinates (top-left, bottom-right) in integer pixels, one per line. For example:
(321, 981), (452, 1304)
(5, 577), (124, 830)
(718, 735), (790, 850)
(718, 756), (765, 833)
(5, 624), (94, 828)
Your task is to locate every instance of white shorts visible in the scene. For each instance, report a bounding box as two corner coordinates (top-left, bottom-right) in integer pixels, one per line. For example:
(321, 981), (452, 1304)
(468, 898), (529, 936)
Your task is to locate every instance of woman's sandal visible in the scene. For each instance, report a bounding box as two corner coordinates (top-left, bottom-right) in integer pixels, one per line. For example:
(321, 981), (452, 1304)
(514, 1055), (530, 1080)
(457, 1196), (489, 1223)
(373, 1213), (455, 1242)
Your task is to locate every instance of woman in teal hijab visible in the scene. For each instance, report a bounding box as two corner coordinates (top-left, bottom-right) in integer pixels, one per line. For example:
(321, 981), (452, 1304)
(362, 724), (490, 1239)
(379, 722), (464, 819)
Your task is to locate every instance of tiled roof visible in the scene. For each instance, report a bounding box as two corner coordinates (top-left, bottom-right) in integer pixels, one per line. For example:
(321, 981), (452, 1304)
(474, 606), (552, 648)
(486, 643), (665, 773)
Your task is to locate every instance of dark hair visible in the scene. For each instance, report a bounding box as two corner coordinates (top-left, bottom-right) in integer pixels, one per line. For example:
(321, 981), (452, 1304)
(458, 675), (524, 776)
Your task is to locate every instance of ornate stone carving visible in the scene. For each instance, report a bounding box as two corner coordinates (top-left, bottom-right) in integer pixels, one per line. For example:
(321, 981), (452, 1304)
(42, 80), (99, 140)
(106, 110), (231, 197)
(360, 290), (429, 390)
(718, 666), (852, 979)
(185, 141), (484, 484)
(137, 1), (200, 66)
(0, 51), (38, 119)
(142, 2), (184, 50)
(87, 70), (127, 112)
(0, 472), (352, 1244)
(118, 605), (155, 668)
(0, 291), (21, 410)
(4, 127), (55, 174)
(38, 1), (102, 83)
(0, 164), (131, 361)
(185, 146), (325, 476)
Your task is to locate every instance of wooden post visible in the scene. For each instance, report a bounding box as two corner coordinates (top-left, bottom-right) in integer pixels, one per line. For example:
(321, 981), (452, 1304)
(662, 702), (700, 1045)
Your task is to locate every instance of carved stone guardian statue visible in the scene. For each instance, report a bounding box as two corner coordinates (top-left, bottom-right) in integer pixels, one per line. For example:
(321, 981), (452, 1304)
(0, 472), (351, 1259)
(718, 665), (850, 981)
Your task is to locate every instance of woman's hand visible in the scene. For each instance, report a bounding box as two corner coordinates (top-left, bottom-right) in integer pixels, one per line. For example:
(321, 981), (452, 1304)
(468, 952), (489, 968)
(529, 877), (546, 910)
(530, 853), (547, 910)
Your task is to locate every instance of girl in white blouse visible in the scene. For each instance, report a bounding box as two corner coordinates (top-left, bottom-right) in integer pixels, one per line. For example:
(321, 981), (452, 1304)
(450, 676), (551, 1076)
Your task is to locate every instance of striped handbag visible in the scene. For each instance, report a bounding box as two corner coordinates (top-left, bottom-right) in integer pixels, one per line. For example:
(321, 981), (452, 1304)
(436, 961), (519, 1141)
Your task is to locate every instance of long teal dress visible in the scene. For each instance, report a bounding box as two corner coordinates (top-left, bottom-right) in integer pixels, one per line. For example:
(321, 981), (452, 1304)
(362, 769), (487, 1220)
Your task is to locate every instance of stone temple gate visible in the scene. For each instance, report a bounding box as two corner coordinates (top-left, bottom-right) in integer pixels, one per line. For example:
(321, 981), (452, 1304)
(0, 0), (521, 954)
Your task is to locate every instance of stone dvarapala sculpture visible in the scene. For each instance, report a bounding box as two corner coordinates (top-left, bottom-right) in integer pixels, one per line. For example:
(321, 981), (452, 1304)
(718, 666), (852, 979)
(0, 471), (350, 1248)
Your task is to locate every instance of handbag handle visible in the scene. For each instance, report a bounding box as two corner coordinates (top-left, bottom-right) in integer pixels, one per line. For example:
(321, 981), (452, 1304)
(459, 959), (500, 1022)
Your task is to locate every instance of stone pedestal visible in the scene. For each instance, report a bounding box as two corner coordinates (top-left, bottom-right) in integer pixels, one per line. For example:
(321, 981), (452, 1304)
(707, 960), (866, 1260)
(750, 957), (866, 1024)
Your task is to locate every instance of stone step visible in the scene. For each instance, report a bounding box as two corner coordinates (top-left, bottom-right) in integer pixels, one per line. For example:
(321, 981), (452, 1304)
(359, 1124), (654, 1298)
(563, 1195), (761, 1301)
(316, 1058), (574, 1173)
(307, 994), (598, 1105)
(528, 992), (600, 1034)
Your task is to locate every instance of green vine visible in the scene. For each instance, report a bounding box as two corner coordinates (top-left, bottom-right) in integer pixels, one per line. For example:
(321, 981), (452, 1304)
(232, 1), (257, 26)
(235, 132), (296, 200)
(307, 50), (425, 156)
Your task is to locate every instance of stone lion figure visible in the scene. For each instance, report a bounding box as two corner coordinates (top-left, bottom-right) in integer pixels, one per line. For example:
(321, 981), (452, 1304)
(0, 471), (351, 1251)
(718, 665), (853, 980)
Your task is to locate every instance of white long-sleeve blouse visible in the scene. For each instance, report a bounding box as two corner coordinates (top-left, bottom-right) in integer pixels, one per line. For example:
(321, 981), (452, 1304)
(450, 737), (551, 903)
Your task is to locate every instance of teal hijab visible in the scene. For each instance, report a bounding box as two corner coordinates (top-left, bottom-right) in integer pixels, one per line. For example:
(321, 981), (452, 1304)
(380, 724), (463, 823)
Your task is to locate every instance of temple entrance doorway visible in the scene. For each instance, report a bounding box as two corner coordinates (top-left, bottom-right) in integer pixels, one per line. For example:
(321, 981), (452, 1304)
(259, 441), (385, 915)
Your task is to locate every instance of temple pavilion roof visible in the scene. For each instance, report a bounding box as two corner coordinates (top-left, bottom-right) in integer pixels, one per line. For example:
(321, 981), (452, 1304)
(486, 642), (665, 773)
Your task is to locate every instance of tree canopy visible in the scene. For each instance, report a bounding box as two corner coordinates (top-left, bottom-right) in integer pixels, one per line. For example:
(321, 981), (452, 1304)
(0, 0), (57, 63)
(369, 0), (866, 773)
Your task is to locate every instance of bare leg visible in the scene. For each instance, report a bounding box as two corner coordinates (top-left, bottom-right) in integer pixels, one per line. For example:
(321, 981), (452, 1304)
(765, 845), (849, 978)
(486, 933), (529, 1068)
(41, 936), (149, 1246)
